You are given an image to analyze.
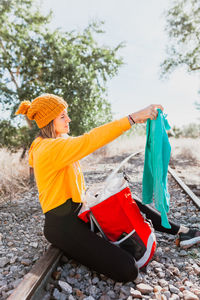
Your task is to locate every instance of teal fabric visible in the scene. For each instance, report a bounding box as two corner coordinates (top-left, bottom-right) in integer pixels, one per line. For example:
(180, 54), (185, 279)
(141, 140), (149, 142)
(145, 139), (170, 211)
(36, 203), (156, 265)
(142, 109), (171, 228)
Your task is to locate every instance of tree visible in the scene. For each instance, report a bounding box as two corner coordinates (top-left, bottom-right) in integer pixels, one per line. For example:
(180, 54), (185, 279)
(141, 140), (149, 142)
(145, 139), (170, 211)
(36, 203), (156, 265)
(161, 0), (200, 76)
(161, 0), (200, 112)
(0, 0), (124, 141)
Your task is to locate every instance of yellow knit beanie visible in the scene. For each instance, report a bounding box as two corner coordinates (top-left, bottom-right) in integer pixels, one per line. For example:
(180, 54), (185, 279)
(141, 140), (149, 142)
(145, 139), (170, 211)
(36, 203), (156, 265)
(15, 94), (68, 128)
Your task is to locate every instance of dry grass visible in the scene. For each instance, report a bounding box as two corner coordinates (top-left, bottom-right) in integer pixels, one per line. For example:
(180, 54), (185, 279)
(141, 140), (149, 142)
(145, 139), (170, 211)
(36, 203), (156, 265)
(169, 137), (200, 163)
(95, 135), (146, 157)
(0, 148), (30, 204)
(105, 136), (200, 163)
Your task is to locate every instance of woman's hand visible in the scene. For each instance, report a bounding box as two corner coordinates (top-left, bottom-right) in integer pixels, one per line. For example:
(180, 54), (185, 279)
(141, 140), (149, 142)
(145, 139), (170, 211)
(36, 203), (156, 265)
(130, 104), (164, 124)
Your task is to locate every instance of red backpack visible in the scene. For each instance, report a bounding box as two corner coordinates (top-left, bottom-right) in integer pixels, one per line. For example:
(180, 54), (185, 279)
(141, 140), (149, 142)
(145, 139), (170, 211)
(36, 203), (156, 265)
(78, 152), (156, 268)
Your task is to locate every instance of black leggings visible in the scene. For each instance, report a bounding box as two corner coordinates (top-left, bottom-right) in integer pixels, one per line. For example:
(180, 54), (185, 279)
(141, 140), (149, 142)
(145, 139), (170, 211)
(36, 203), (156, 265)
(44, 198), (180, 283)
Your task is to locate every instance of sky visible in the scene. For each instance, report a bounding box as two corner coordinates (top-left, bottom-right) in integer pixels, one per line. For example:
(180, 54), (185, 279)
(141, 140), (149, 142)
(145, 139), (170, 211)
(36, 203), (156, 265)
(1, 0), (200, 127)
(41, 0), (200, 127)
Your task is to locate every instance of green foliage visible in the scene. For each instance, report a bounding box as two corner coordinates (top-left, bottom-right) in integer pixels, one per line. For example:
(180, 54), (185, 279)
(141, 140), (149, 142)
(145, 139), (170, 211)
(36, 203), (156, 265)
(0, 120), (18, 150)
(0, 120), (38, 152)
(0, 0), (124, 147)
(161, 0), (200, 112)
(161, 0), (200, 76)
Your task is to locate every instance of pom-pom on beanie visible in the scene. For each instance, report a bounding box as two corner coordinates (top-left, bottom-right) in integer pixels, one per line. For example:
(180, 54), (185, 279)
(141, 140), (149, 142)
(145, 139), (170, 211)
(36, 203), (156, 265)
(15, 94), (68, 128)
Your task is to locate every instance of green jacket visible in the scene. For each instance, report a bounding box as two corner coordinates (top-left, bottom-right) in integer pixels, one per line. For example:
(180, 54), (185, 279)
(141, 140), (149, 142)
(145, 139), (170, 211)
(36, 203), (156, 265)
(142, 109), (171, 228)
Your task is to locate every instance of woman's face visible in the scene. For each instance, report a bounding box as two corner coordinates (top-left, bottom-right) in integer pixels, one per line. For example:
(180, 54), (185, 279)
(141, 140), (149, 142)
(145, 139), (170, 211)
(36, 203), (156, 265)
(53, 108), (71, 137)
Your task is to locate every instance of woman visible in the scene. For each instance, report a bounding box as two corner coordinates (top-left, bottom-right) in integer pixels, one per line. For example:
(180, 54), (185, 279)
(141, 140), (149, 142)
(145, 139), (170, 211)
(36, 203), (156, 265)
(15, 94), (200, 282)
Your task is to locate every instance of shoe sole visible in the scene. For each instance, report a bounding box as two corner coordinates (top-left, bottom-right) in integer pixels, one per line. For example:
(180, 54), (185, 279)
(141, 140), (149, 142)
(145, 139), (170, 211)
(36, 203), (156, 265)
(180, 237), (200, 249)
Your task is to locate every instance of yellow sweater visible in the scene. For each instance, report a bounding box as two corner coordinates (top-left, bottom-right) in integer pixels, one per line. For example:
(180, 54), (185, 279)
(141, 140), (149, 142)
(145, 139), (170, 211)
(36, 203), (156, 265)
(28, 117), (131, 213)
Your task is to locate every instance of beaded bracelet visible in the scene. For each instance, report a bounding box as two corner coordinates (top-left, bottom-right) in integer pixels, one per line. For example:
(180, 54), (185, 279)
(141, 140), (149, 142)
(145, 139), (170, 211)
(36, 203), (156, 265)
(127, 115), (135, 126)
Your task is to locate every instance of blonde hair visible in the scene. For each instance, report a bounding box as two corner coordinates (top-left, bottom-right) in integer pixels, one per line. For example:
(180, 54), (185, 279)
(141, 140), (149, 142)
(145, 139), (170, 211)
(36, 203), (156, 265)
(37, 120), (57, 139)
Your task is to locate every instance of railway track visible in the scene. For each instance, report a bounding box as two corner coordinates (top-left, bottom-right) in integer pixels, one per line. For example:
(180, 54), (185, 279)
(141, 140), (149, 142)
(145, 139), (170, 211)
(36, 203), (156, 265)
(7, 152), (200, 300)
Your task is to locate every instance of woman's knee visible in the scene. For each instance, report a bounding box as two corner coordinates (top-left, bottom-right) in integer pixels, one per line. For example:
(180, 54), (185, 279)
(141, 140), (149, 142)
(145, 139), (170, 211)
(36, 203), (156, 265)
(113, 256), (139, 283)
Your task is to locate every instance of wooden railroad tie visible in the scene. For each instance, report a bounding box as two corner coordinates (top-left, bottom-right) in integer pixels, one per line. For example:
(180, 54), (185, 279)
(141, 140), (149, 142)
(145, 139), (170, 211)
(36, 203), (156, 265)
(7, 245), (62, 300)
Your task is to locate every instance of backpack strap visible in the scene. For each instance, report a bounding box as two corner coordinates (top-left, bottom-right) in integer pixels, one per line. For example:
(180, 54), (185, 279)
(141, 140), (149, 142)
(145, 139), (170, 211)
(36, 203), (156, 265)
(104, 151), (143, 186)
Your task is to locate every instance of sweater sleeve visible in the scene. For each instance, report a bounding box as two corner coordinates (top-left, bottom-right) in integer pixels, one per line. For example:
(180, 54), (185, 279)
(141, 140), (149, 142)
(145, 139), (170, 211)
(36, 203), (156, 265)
(50, 117), (131, 171)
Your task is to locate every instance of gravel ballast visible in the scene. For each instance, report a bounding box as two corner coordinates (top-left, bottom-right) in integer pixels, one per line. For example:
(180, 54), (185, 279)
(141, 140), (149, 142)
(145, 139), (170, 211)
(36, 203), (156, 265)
(0, 152), (200, 299)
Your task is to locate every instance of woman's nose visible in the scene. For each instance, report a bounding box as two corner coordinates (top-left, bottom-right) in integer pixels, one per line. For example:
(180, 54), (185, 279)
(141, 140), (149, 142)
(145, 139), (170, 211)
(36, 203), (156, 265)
(66, 115), (71, 122)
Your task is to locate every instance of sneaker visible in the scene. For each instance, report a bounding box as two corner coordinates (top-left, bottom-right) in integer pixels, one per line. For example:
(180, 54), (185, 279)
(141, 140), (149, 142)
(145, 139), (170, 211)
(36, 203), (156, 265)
(179, 228), (200, 249)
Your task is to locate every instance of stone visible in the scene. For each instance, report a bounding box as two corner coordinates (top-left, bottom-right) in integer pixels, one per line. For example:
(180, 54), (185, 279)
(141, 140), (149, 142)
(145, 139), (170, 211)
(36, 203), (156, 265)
(154, 286), (162, 293)
(107, 290), (116, 298)
(21, 259), (31, 266)
(182, 290), (199, 300)
(99, 296), (111, 300)
(161, 287), (169, 294)
(11, 278), (22, 289)
(159, 279), (168, 287)
(0, 284), (7, 294)
(168, 266), (180, 276)
(52, 270), (61, 280)
(155, 267), (163, 273)
(10, 256), (17, 264)
(190, 288), (200, 296)
(174, 212), (181, 218)
(92, 277), (99, 284)
(192, 264), (200, 275)
(53, 288), (61, 300)
(158, 272), (165, 278)
(136, 283), (153, 294)
(163, 290), (171, 299)
(42, 293), (51, 300)
(30, 242), (38, 248)
(184, 281), (193, 288)
(156, 247), (163, 256)
(169, 294), (179, 300)
(169, 285), (179, 294)
(120, 286), (130, 296)
(66, 276), (77, 285)
(59, 293), (67, 300)
(7, 242), (14, 247)
(178, 292), (183, 298)
(179, 250), (187, 257)
(58, 280), (72, 294)
(130, 288), (142, 298)
(68, 295), (76, 300)
(134, 273), (143, 284)
(0, 257), (9, 268)
(179, 286), (186, 292)
(88, 285), (98, 297)
(75, 288), (85, 298)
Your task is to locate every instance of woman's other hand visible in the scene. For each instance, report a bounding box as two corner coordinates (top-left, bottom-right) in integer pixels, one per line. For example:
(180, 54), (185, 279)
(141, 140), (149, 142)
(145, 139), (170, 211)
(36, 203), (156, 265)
(130, 104), (164, 124)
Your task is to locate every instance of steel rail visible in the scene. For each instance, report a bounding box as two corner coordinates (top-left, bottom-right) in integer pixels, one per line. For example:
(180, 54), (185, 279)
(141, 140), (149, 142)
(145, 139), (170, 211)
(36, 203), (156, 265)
(168, 166), (200, 209)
